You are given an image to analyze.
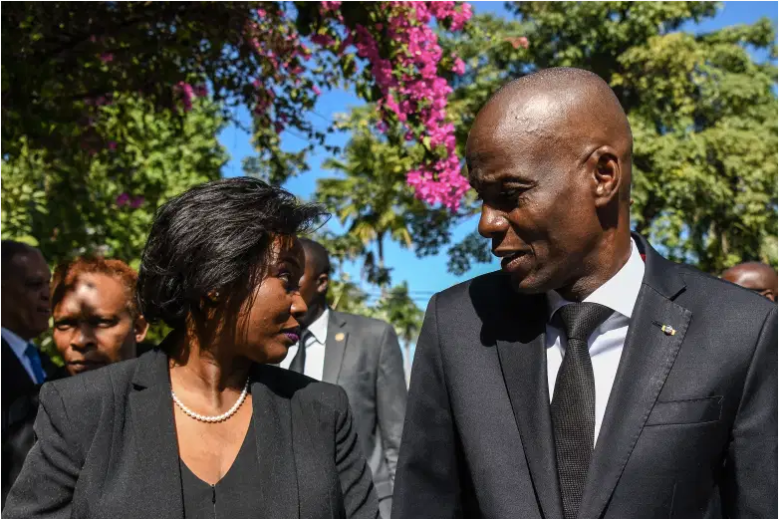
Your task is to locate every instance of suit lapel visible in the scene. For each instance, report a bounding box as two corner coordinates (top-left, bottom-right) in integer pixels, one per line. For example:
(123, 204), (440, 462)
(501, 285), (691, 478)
(2, 338), (35, 394)
(127, 349), (184, 517)
(322, 310), (348, 384)
(496, 294), (564, 519)
(250, 365), (300, 519)
(578, 236), (691, 519)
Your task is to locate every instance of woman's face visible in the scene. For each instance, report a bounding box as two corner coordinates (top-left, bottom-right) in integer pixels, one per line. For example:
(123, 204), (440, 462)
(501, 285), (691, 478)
(53, 273), (147, 376)
(234, 236), (308, 364)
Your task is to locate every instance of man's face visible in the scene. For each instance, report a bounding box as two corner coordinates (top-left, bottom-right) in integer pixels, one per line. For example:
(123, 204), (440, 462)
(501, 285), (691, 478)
(466, 104), (601, 294)
(1, 249), (51, 340)
(298, 254), (319, 308)
(52, 273), (143, 375)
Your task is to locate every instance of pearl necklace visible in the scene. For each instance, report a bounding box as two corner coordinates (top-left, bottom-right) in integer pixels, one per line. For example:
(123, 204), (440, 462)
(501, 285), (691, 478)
(171, 378), (250, 423)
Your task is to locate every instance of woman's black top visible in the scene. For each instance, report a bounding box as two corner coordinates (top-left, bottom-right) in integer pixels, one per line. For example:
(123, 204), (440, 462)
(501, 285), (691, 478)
(179, 421), (263, 518)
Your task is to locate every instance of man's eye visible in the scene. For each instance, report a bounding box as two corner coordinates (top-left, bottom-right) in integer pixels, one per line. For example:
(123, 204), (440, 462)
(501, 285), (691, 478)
(54, 323), (72, 331)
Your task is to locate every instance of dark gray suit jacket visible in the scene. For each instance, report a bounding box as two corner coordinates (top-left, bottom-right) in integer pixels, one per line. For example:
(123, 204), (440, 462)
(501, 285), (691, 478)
(1, 339), (63, 508)
(3, 349), (379, 519)
(321, 311), (407, 508)
(392, 236), (777, 519)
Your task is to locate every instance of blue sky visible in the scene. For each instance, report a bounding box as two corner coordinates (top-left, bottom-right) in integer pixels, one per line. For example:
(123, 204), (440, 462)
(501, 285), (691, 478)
(221, 1), (778, 309)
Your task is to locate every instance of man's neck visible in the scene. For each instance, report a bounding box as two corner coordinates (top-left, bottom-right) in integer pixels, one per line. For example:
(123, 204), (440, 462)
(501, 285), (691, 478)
(556, 232), (632, 302)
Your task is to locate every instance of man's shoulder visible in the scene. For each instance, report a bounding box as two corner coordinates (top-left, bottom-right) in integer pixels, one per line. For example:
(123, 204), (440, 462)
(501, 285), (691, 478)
(433, 270), (518, 316)
(331, 310), (394, 334)
(673, 262), (776, 317)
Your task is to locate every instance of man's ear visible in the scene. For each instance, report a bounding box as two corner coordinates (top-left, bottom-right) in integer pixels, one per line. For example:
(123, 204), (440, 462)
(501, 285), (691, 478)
(588, 146), (622, 208)
(761, 289), (776, 302)
(134, 315), (150, 343)
(316, 273), (329, 296)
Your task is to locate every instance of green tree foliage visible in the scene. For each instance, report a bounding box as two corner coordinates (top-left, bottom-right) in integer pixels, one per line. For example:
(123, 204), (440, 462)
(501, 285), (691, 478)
(441, 2), (777, 273)
(1, 95), (227, 267)
(316, 108), (454, 287)
(324, 2), (776, 275)
(3, 1), (470, 187)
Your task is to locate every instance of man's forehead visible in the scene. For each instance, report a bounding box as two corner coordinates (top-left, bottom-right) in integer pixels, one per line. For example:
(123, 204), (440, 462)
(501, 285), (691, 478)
(12, 250), (49, 275)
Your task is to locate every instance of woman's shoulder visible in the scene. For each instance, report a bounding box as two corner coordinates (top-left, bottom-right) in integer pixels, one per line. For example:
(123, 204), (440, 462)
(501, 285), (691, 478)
(255, 364), (348, 411)
(42, 351), (153, 418)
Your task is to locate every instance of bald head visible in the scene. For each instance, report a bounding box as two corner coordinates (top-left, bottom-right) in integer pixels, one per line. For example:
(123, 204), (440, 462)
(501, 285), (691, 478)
(722, 262), (778, 302)
(469, 68), (633, 199)
(466, 68), (635, 299)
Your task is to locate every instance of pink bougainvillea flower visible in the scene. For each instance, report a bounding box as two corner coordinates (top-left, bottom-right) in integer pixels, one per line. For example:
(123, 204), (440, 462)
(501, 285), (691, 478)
(116, 193), (130, 207)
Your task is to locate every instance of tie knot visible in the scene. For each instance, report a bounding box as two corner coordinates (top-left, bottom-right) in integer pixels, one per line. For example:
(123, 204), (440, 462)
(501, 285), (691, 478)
(24, 343), (38, 357)
(554, 302), (613, 342)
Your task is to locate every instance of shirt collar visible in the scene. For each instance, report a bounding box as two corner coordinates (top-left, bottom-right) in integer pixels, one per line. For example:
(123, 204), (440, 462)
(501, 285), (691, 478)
(547, 237), (646, 321)
(1, 327), (30, 357)
(305, 308), (329, 346)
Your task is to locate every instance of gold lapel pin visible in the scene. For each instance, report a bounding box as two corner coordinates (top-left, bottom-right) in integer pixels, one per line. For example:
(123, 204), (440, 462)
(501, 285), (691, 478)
(660, 324), (676, 336)
(335, 332), (345, 342)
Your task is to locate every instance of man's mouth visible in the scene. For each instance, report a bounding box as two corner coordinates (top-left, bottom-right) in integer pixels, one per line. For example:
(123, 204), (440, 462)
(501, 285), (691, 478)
(500, 250), (531, 272)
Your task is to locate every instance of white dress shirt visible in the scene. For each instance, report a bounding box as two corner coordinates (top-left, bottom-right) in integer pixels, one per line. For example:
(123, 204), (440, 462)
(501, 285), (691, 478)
(545, 239), (645, 446)
(279, 308), (329, 381)
(1, 327), (41, 384)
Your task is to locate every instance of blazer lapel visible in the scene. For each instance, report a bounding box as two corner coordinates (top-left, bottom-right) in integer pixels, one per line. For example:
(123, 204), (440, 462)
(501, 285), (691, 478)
(496, 294), (564, 519)
(127, 349), (184, 517)
(322, 310), (348, 384)
(578, 236), (691, 519)
(250, 365), (300, 519)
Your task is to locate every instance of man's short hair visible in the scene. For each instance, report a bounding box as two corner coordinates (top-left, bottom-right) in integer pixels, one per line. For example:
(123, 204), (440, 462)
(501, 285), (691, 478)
(299, 238), (332, 277)
(51, 256), (140, 317)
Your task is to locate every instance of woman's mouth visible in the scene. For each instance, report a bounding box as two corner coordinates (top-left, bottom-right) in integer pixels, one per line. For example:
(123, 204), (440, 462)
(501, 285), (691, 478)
(67, 360), (107, 373)
(282, 329), (300, 343)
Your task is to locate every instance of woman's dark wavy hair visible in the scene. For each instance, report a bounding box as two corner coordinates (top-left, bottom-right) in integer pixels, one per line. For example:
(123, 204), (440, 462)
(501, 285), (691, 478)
(137, 177), (326, 337)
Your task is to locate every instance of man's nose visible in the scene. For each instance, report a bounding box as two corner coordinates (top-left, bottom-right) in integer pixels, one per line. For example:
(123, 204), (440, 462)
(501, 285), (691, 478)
(477, 204), (509, 239)
(291, 291), (308, 319)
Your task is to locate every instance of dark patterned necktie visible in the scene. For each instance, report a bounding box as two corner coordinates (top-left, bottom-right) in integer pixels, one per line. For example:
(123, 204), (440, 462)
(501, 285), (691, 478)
(288, 330), (311, 374)
(551, 302), (613, 519)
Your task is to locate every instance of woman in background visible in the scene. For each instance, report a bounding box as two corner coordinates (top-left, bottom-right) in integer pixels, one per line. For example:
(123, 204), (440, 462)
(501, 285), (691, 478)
(51, 256), (148, 376)
(5, 177), (379, 519)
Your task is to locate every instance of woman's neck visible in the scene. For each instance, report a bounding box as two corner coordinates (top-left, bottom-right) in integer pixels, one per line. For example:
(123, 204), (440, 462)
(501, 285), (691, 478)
(168, 330), (252, 407)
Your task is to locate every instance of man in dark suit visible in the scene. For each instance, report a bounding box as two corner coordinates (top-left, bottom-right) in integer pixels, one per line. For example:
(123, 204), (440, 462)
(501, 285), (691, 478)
(280, 238), (407, 519)
(722, 262), (777, 302)
(1, 241), (59, 506)
(392, 68), (777, 519)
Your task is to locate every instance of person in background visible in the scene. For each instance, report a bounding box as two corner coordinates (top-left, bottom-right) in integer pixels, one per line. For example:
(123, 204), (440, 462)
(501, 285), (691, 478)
(4, 178), (378, 519)
(722, 262), (778, 302)
(0, 241), (58, 506)
(279, 238), (406, 519)
(51, 256), (148, 376)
